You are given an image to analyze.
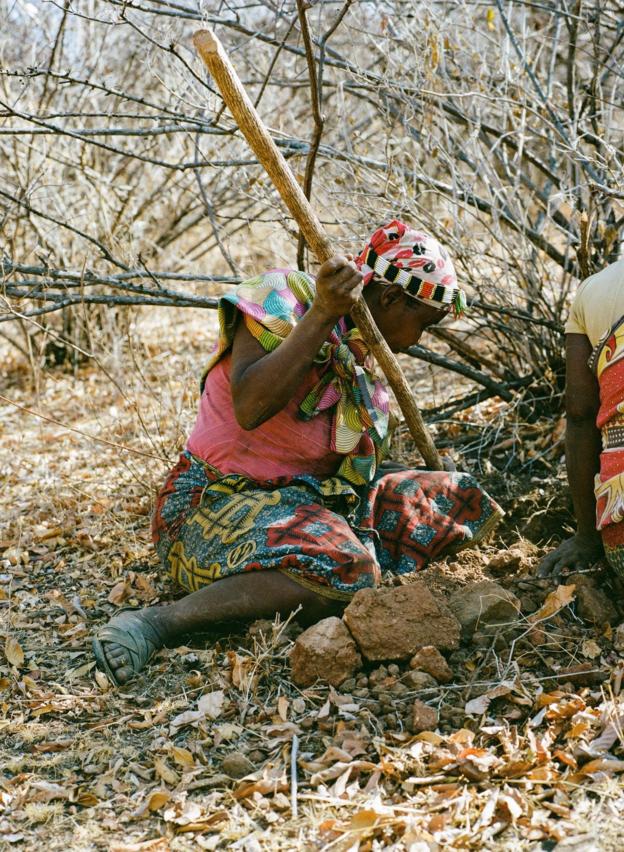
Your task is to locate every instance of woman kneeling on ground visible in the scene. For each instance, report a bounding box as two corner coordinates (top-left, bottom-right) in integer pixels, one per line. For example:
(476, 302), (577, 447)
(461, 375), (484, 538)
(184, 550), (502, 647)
(539, 259), (624, 578)
(93, 220), (503, 685)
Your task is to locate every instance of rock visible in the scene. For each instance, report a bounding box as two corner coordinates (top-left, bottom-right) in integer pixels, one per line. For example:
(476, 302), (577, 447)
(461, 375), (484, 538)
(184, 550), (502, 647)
(572, 575), (618, 625)
(221, 752), (254, 779)
(290, 617), (362, 687)
(614, 623), (624, 652)
(368, 665), (389, 686)
(448, 581), (521, 639)
(409, 646), (452, 683)
(411, 699), (438, 733)
(340, 678), (356, 693)
(519, 594), (538, 614)
(404, 670), (437, 690)
(471, 631), (491, 649)
(555, 663), (608, 688)
(387, 664), (401, 677)
(384, 713), (399, 729)
(343, 582), (461, 661)
(292, 697), (306, 714)
(487, 548), (526, 575)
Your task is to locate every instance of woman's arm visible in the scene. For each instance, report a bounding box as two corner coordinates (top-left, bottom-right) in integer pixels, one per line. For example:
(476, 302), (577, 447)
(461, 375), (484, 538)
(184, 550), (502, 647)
(230, 256), (363, 430)
(538, 333), (603, 576)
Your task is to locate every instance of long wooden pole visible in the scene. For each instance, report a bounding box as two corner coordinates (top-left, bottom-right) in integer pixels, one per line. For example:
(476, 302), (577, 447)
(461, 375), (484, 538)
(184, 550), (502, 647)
(192, 29), (443, 471)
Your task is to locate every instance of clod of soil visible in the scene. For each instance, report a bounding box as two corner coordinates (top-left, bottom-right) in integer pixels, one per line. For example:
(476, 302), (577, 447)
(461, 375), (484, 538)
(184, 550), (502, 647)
(343, 581), (460, 661)
(448, 580), (521, 639)
(290, 616), (362, 686)
(221, 752), (255, 779)
(411, 699), (438, 733)
(409, 645), (453, 683)
(571, 574), (619, 625)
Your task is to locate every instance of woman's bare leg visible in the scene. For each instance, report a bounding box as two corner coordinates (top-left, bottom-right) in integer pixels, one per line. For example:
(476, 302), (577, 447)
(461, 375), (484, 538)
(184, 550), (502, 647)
(102, 570), (343, 683)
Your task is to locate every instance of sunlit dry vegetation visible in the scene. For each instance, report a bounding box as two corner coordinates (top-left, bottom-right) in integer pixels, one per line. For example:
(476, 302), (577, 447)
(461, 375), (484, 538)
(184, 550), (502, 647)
(1, 0), (624, 848)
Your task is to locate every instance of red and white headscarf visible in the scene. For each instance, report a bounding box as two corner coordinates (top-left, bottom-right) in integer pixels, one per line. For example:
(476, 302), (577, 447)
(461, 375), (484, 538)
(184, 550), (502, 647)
(355, 220), (466, 316)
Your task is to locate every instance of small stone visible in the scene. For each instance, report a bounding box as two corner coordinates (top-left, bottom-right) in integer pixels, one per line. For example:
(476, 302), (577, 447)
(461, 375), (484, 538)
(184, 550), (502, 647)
(378, 692), (394, 707)
(471, 631), (491, 649)
(390, 682), (409, 697)
(614, 623), (624, 652)
(353, 688), (369, 698)
(340, 678), (356, 693)
(222, 752), (254, 779)
(572, 575), (618, 626)
(356, 675), (369, 688)
(368, 666), (389, 686)
(290, 617), (362, 687)
(247, 750), (266, 764)
(527, 625), (546, 646)
(519, 595), (538, 614)
(448, 581), (521, 639)
(404, 670), (437, 690)
(300, 718), (315, 730)
(492, 632), (509, 651)
(555, 663), (607, 688)
(388, 664), (401, 677)
(343, 582), (461, 661)
(412, 699), (438, 733)
(292, 697), (306, 714)
(487, 548), (526, 576)
(409, 646), (452, 683)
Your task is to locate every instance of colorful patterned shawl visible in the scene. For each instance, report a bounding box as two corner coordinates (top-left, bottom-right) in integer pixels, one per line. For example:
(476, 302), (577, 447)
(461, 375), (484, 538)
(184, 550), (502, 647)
(201, 269), (391, 485)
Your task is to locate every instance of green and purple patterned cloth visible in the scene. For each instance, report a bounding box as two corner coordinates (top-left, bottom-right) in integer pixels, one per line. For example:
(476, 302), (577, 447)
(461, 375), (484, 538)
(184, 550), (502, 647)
(201, 268), (391, 485)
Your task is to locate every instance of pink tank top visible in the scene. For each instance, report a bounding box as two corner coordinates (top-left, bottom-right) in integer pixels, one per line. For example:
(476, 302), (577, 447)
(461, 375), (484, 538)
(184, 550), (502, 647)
(186, 354), (343, 481)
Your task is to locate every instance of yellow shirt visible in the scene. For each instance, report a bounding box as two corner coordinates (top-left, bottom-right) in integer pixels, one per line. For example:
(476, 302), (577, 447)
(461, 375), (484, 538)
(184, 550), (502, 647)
(565, 260), (624, 346)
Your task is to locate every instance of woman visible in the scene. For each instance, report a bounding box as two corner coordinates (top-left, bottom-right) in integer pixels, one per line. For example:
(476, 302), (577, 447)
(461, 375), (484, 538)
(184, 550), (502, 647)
(540, 259), (624, 577)
(93, 220), (502, 685)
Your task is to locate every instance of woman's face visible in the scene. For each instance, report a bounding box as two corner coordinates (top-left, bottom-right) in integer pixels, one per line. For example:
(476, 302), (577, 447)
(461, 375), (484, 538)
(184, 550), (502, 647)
(366, 283), (450, 352)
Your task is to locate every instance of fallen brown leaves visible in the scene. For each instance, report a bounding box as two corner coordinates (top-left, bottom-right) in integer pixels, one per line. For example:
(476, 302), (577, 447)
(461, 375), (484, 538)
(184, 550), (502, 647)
(4, 315), (624, 849)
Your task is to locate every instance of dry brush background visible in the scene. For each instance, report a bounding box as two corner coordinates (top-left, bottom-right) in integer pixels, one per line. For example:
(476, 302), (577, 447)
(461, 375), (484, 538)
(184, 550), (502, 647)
(1, 0), (624, 849)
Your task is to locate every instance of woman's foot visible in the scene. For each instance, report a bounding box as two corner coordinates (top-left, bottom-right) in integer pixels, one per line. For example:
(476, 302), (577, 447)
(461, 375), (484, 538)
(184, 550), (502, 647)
(93, 570), (341, 685)
(92, 609), (167, 685)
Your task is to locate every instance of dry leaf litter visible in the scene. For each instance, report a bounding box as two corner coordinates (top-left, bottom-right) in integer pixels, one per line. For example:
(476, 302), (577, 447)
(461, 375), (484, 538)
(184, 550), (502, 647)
(2, 311), (624, 850)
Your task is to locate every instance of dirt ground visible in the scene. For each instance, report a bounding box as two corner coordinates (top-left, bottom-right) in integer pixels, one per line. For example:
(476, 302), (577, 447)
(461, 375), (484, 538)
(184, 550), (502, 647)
(2, 308), (624, 851)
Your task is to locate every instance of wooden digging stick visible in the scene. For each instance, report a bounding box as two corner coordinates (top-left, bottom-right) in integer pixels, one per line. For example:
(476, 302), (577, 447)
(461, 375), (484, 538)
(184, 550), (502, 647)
(192, 29), (443, 471)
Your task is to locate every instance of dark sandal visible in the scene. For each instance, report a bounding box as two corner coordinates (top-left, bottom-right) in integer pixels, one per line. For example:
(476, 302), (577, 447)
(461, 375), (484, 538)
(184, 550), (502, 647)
(92, 610), (164, 686)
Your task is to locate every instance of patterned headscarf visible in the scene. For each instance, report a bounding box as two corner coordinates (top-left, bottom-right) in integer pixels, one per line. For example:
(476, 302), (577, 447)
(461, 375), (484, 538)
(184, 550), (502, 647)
(355, 220), (466, 317)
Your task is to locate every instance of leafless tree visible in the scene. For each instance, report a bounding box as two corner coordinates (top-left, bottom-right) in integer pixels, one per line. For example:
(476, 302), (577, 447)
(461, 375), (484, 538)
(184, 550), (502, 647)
(1, 0), (622, 462)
